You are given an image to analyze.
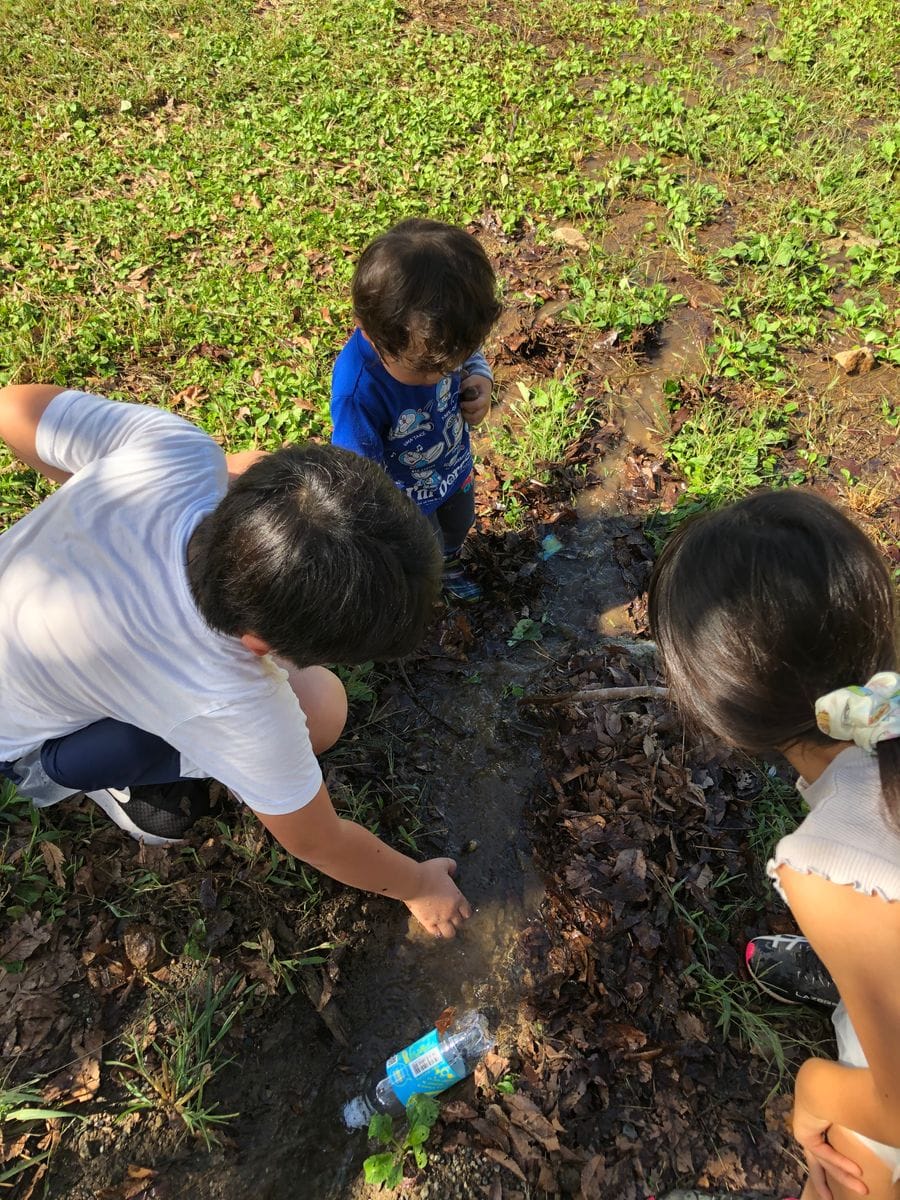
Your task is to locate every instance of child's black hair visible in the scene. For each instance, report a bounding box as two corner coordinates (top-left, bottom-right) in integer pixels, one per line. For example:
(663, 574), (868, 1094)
(648, 488), (900, 822)
(351, 218), (501, 374)
(188, 444), (441, 667)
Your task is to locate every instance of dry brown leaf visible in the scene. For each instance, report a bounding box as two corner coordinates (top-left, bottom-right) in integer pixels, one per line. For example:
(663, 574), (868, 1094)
(39, 841), (66, 888)
(549, 223), (590, 252)
(482, 1147), (527, 1183)
(441, 1099), (477, 1121)
(0, 913), (52, 963)
(43, 1027), (103, 1104)
(579, 1153), (606, 1198)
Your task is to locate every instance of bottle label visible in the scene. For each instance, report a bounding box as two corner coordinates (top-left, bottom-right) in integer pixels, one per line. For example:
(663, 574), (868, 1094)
(385, 1028), (466, 1105)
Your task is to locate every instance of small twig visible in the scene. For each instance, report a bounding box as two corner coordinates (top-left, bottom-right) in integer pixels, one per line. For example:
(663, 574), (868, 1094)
(518, 685), (668, 708)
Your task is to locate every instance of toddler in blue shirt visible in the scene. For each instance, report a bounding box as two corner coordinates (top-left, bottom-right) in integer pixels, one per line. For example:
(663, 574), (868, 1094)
(331, 219), (501, 601)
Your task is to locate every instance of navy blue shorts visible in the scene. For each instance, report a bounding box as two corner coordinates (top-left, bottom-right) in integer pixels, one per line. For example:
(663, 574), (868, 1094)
(1, 719), (185, 793)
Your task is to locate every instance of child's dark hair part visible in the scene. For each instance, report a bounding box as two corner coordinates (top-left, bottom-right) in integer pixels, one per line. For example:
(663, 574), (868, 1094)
(648, 489), (900, 821)
(189, 444), (442, 667)
(352, 218), (501, 374)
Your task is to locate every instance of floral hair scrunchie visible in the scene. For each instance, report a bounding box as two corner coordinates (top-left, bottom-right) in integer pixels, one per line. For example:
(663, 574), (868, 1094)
(816, 671), (900, 753)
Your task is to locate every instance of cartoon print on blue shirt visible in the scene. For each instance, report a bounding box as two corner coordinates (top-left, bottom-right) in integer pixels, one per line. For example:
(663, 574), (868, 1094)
(410, 466), (444, 489)
(435, 376), (453, 413)
(331, 329), (487, 515)
(443, 410), (464, 451)
(398, 443), (444, 470)
(389, 409), (433, 440)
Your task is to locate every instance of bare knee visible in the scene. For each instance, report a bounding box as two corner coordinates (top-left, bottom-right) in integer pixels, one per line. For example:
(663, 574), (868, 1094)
(282, 665), (348, 755)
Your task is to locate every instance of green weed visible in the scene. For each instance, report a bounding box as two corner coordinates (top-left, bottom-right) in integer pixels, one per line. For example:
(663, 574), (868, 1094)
(666, 395), (791, 504)
(239, 930), (334, 995)
(684, 962), (821, 1081)
(111, 971), (247, 1148)
(331, 778), (425, 853)
(0, 1078), (84, 1126)
(747, 773), (806, 869)
(364, 1095), (441, 1190)
(668, 872), (823, 1084)
(494, 379), (594, 484)
(507, 616), (547, 648)
(0, 782), (71, 920)
(562, 263), (684, 338)
(336, 662), (379, 705)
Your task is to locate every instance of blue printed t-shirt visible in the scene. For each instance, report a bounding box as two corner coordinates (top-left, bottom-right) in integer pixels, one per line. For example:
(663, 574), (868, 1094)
(330, 328), (491, 515)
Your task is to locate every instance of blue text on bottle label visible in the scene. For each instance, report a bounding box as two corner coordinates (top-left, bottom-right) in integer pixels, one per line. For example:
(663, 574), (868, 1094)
(386, 1028), (466, 1105)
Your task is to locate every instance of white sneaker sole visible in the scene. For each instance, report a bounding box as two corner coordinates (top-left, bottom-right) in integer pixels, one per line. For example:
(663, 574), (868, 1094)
(85, 788), (184, 847)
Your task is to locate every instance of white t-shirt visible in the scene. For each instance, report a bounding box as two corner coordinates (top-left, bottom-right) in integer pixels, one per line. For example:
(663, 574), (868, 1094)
(0, 389), (322, 814)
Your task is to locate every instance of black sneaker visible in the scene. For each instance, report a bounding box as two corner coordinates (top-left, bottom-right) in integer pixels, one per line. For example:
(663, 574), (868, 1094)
(87, 780), (214, 845)
(745, 934), (839, 1009)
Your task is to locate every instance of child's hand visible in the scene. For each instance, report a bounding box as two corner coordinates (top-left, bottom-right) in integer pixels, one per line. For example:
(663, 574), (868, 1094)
(794, 1097), (867, 1198)
(459, 375), (492, 427)
(405, 858), (472, 938)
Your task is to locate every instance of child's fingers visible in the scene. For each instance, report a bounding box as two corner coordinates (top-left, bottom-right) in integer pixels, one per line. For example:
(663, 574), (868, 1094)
(812, 1142), (866, 1184)
(805, 1158), (833, 1200)
(806, 1147), (867, 1198)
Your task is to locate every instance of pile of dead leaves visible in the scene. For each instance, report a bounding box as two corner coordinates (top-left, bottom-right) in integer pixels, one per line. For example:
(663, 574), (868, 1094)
(438, 645), (821, 1199)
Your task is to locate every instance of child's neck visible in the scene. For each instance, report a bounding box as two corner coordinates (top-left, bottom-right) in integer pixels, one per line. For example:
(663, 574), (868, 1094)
(782, 738), (854, 783)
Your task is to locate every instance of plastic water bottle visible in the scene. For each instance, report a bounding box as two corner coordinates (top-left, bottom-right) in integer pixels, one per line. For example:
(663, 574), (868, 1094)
(343, 1010), (494, 1129)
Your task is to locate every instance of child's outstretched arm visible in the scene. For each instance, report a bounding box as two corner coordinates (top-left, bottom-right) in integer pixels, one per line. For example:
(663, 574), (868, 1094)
(253, 783), (472, 939)
(778, 866), (900, 1198)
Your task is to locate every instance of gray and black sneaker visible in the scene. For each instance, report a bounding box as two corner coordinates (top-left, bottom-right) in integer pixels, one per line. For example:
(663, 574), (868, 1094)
(87, 780), (214, 846)
(745, 934), (839, 1009)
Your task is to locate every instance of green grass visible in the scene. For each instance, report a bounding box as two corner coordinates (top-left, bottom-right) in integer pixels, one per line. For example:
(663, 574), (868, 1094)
(0, 0), (896, 529)
(111, 970), (246, 1148)
(666, 395), (794, 504)
(562, 259), (684, 340)
(494, 378), (595, 484)
(668, 869), (825, 1085)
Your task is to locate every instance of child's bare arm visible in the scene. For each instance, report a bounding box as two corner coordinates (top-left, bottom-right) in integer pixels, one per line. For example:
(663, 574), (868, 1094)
(253, 782), (472, 938)
(0, 384), (71, 482)
(779, 866), (900, 1193)
(226, 448), (269, 483)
